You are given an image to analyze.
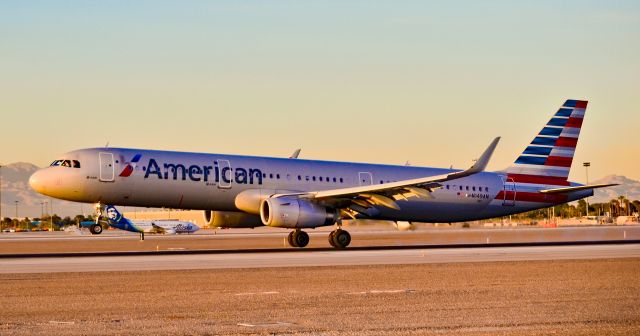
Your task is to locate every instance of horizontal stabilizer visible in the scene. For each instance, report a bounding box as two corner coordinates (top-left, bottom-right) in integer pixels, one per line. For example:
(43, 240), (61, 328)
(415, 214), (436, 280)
(538, 183), (618, 194)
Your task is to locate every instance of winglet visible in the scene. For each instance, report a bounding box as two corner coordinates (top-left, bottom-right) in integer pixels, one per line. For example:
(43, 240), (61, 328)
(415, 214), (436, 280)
(468, 137), (501, 173)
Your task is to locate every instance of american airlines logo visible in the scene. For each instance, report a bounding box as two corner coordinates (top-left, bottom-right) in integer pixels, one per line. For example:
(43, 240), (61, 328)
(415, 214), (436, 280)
(143, 158), (264, 185)
(119, 154), (142, 177)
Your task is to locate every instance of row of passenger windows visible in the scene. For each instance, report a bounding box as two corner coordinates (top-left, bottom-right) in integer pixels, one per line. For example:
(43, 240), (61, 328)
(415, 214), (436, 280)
(445, 184), (489, 192)
(297, 175), (344, 183)
(262, 173), (346, 183)
(50, 160), (81, 168)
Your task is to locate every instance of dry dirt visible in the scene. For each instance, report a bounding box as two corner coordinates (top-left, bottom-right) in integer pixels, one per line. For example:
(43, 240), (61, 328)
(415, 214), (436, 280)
(1, 258), (639, 335)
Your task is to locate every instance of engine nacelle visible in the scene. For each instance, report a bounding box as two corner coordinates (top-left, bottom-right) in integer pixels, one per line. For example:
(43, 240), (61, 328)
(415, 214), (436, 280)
(260, 197), (335, 228)
(203, 210), (263, 228)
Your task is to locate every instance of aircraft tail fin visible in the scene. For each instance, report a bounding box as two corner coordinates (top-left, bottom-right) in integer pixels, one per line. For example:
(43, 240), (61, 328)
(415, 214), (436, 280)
(104, 205), (128, 226)
(505, 99), (587, 183)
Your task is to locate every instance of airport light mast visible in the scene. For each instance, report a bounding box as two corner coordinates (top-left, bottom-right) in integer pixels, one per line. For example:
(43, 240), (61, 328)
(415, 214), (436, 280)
(583, 162), (591, 217)
(0, 164), (3, 232)
(14, 200), (19, 229)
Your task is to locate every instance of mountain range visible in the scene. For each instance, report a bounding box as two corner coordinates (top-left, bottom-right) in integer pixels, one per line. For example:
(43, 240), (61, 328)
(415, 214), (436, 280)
(1, 162), (638, 218)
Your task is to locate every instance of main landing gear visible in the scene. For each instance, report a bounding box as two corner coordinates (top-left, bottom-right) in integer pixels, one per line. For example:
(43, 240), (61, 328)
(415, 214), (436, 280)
(288, 229), (310, 248)
(286, 228), (352, 249)
(328, 229), (351, 249)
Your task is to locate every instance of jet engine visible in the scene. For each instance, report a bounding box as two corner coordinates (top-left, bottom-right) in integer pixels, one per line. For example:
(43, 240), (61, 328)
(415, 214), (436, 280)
(260, 197), (335, 228)
(203, 210), (263, 228)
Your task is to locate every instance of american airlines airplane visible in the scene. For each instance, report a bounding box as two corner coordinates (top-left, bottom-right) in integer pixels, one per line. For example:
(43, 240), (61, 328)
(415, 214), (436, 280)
(29, 100), (615, 248)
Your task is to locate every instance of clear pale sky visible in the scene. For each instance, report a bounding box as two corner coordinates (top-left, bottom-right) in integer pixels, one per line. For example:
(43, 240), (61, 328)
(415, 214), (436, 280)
(1, 1), (639, 181)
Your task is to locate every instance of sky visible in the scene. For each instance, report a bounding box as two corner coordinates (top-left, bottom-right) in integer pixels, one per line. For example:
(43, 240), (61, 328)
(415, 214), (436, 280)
(1, 1), (639, 182)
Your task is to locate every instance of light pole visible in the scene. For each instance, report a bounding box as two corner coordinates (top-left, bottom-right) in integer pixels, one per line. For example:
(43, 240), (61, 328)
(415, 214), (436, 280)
(14, 200), (19, 229)
(0, 164), (3, 232)
(583, 162), (591, 217)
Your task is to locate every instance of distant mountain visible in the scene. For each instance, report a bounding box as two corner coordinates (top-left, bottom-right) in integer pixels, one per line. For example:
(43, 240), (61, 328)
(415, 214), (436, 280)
(591, 175), (640, 203)
(0, 163), (91, 218)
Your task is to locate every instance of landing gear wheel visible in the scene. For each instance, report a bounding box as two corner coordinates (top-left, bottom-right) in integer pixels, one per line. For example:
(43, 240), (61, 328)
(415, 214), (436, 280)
(328, 230), (336, 247)
(330, 229), (351, 248)
(288, 230), (309, 248)
(90, 224), (103, 235)
(287, 231), (298, 247)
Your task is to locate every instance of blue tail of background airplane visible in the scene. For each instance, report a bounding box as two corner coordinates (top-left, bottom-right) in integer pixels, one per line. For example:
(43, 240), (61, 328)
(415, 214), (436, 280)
(104, 205), (141, 232)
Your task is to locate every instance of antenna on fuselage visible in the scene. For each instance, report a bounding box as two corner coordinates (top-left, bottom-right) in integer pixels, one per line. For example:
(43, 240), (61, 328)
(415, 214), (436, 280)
(105, 142), (110, 148)
(289, 149), (301, 159)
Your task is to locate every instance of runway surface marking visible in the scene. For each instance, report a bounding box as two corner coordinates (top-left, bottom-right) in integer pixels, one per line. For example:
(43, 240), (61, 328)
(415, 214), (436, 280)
(1, 244), (638, 274)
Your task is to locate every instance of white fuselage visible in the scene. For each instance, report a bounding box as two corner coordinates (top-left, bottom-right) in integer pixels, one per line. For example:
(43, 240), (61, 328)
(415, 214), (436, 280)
(29, 147), (591, 224)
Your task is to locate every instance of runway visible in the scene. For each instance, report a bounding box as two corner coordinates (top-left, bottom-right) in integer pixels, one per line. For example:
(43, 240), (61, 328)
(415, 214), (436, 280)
(1, 225), (639, 254)
(2, 243), (638, 273)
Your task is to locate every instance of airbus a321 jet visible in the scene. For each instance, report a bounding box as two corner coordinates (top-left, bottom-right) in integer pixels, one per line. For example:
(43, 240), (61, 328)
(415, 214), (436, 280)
(30, 100), (615, 248)
(91, 205), (199, 239)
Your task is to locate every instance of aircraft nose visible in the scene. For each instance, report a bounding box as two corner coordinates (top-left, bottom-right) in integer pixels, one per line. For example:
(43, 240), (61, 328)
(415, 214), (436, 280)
(29, 169), (50, 195)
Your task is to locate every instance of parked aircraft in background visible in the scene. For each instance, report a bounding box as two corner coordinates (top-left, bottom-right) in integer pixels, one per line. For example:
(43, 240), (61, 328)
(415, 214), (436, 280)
(30, 99), (615, 248)
(87, 205), (199, 238)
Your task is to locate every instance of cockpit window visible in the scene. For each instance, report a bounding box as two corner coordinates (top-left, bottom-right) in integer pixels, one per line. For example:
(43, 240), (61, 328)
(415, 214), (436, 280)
(50, 159), (81, 168)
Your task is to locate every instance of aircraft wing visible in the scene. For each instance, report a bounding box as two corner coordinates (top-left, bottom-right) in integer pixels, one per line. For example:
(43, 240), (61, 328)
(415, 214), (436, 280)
(273, 137), (500, 216)
(538, 183), (619, 194)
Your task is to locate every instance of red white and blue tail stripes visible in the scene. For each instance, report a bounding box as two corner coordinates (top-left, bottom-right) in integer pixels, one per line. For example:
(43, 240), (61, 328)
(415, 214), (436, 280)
(505, 99), (587, 186)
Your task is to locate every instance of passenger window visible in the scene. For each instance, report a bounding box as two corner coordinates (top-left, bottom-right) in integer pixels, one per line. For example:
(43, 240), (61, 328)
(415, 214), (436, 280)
(72, 160), (81, 168)
(472, 186), (476, 191)
(326, 177), (330, 182)
(298, 175), (301, 181)
(459, 186), (463, 191)
(340, 178), (344, 183)
(269, 173), (273, 179)
(466, 186), (469, 191)
(276, 174), (280, 179)
(485, 187), (489, 192)
(305, 176), (309, 181)
(319, 177), (323, 181)
(312, 176), (316, 181)
(446, 185), (449, 190)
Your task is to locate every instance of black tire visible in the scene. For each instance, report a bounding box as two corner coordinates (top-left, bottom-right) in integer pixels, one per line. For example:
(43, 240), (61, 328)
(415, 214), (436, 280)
(293, 230), (309, 248)
(287, 231), (298, 247)
(328, 231), (337, 247)
(332, 229), (351, 248)
(90, 224), (103, 235)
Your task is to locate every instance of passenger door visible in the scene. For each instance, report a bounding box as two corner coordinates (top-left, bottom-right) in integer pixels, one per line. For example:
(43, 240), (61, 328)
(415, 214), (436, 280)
(217, 159), (232, 189)
(502, 177), (516, 206)
(358, 172), (373, 186)
(99, 152), (115, 182)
